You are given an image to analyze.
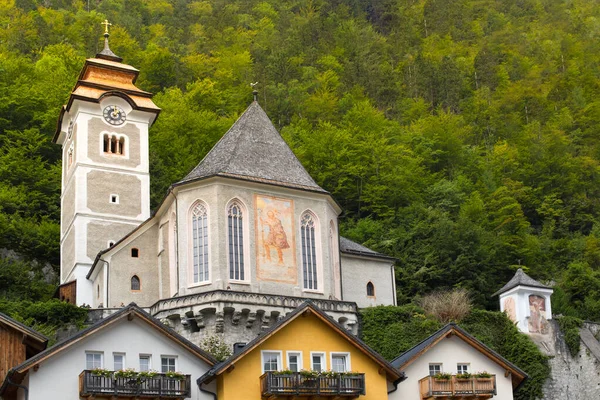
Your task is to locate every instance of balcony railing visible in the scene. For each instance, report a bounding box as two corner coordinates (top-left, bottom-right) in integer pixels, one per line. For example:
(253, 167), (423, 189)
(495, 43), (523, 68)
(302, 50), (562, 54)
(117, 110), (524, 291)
(79, 370), (191, 398)
(419, 375), (496, 399)
(260, 372), (366, 398)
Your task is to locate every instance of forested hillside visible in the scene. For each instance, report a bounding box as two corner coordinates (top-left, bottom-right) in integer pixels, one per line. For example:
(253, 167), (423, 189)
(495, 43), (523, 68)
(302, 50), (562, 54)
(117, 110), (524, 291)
(2, 0), (600, 321)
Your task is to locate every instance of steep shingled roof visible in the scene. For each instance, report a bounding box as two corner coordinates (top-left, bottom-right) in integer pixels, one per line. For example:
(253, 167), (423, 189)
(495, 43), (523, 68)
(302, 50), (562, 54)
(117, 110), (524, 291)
(339, 237), (396, 261)
(492, 268), (550, 297)
(177, 101), (326, 193)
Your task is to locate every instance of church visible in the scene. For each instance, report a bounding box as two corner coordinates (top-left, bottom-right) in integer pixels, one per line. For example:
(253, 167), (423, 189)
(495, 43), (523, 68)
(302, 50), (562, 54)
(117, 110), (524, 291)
(53, 27), (396, 344)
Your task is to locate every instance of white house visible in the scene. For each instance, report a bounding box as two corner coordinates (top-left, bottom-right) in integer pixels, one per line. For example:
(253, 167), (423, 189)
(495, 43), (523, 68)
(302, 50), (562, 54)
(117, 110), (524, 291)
(0, 303), (217, 400)
(389, 324), (527, 400)
(494, 268), (553, 335)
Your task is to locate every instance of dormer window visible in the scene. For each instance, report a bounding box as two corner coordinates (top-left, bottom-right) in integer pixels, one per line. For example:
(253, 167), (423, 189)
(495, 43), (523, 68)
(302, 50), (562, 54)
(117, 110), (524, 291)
(103, 134), (125, 155)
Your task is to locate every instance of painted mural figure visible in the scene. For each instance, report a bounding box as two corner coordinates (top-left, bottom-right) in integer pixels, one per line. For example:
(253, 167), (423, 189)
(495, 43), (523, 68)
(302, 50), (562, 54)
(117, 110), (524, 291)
(260, 210), (290, 265)
(528, 295), (549, 334)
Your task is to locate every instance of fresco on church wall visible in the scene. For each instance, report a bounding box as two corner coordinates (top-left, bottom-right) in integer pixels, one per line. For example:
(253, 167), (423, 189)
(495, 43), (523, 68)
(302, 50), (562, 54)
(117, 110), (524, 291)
(255, 195), (297, 283)
(528, 294), (549, 334)
(503, 296), (517, 323)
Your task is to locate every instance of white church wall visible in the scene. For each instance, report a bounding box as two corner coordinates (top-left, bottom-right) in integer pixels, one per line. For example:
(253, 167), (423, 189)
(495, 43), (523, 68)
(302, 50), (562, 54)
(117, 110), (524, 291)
(172, 177), (340, 300)
(391, 335), (515, 400)
(26, 318), (214, 400)
(107, 223), (160, 308)
(499, 286), (553, 334)
(340, 254), (395, 308)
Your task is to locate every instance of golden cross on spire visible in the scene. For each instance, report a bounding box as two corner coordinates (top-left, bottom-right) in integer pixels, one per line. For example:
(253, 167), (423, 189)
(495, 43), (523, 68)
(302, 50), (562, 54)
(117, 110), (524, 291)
(101, 19), (112, 35)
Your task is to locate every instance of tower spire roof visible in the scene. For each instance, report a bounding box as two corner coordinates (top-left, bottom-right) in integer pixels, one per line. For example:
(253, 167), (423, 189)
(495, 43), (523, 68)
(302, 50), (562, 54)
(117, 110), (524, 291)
(177, 101), (326, 193)
(492, 268), (550, 296)
(96, 19), (122, 62)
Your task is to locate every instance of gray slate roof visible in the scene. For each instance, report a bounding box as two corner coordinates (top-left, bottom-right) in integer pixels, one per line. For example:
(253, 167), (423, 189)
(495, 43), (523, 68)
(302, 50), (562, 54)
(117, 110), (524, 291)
(339, 237), (395, 261)
(178, 101), (326, 193)
(492, 268), (550, 297)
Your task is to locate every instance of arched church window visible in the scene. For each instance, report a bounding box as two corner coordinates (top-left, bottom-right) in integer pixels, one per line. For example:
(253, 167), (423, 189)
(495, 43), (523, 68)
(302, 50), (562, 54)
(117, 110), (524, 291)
(131, 275), (141, 291)
(301, 212), (318, 290)
(367, 282), (375, 297)
(228, 201), (245, 281)
(191, 201), (209, 283)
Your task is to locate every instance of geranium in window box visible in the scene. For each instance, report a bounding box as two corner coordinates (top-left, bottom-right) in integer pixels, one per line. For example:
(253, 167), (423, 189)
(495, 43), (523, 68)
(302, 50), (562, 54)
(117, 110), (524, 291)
(433, 372), (452, 380)
(474, 371), (492, 379)
(114, 369), (138, 380)
(165, 371), (186, 381)
(91, 368), (113, 377)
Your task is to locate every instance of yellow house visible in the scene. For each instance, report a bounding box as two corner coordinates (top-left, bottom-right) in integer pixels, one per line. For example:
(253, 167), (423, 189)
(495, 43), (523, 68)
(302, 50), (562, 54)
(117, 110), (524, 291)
(197, 301), (404, 399)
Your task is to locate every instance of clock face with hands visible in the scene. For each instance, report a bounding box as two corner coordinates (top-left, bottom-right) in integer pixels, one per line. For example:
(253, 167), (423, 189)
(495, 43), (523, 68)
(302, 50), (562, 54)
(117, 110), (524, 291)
(103, 105), (126, 126)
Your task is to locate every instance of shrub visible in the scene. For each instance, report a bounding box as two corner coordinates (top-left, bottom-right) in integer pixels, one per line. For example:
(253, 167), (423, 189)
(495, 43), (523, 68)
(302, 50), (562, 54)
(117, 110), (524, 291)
(199, 334), (232, 361)
(556, 316), (583, 357)
(419, 288), (472, 323)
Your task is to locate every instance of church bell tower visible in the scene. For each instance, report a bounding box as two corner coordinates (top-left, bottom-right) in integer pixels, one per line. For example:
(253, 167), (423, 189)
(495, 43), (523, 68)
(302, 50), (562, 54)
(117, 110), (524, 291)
(53, 22), (159, 305)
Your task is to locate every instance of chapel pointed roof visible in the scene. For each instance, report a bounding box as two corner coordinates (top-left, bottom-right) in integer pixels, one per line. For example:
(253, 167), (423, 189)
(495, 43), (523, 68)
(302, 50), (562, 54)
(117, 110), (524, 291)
(177, 101), (327, 193)
(492, 268), (551, 297)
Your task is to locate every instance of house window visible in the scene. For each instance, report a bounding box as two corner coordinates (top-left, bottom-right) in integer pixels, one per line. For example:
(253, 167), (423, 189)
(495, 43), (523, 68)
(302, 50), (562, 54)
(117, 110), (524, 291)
(228, 201), (245, 281)
(139, 355), (151, 371)
(107, 241), (115, 248)
(110, 194), (119, 204)
(103, 134), (125, 155)
(114, 353), (125, 371)
(331, 353), (350, 373)
(311, 352), (325, 372)
(161, 356), (176, 372)
(287, 352), (302, 372)
(97, 284), (100, 299)
(457, 364), (469, 374)
(86, 352), (103, 369)
(131, 275), (141, 291)
(262, 351), (282, 373)
(429, 364), (442, 376)
(131, 248), (139, 258)
(301, 212), (318, 290)
(191, 202), (209, 283)
(367, 282), (375, 297)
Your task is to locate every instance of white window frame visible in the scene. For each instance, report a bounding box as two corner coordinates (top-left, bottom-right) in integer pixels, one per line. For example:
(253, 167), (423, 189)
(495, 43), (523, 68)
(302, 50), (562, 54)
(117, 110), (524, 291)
(189, 200), (211, 286)
(113, 353), (125, 371)
(457, 363), (469, 374)
(226, 199), (250, 284)
(161, 355), (177, 372)
(300, 210), (322, 293)
(286, 351), (303, 372)
(261, 350), (283, 374)
(310, 352), (326, 372)
(86, 352), (103, 369)
(429, 363), (442, 376)
(330, 352), (351, 373)
(139, 354), (152, 371)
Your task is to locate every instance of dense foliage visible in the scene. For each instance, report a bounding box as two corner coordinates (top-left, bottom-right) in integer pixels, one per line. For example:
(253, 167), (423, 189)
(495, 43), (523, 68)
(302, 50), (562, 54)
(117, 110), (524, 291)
(3, 0), (600, 319)
(0, 299), (88, 344)
(360, 306), (550, 400)
(556, 315), (583, 357)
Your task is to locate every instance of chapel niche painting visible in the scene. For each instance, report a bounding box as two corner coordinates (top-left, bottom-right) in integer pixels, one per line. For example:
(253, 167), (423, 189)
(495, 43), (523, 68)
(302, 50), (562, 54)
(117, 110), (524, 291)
(528, 294), (549, 334)
(255, 195), (297, 283)
(503, 297), (517, 323)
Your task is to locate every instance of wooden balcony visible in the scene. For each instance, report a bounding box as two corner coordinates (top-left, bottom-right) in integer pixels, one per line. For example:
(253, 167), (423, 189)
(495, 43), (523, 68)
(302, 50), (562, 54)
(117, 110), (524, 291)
(79, 370), (191, 398)
(260, 372), (366, 398)
(419, 375), (496, 399)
